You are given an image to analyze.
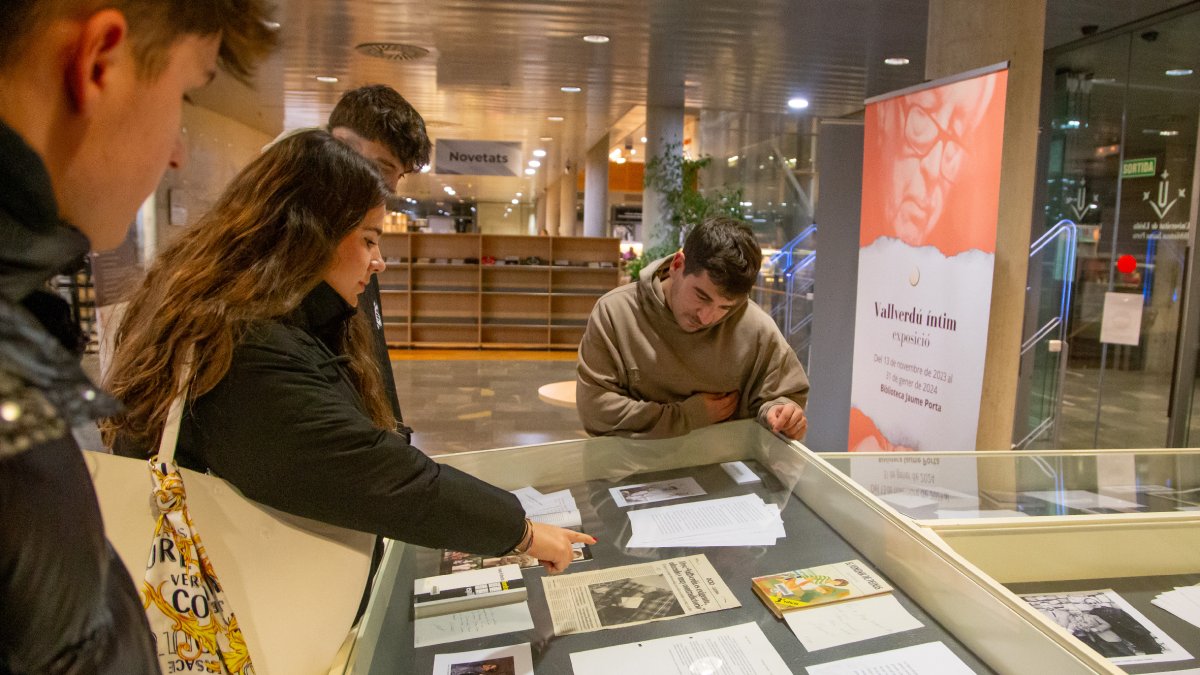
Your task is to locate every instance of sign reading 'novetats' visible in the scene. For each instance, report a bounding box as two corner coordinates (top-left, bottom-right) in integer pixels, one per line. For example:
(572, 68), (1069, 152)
(435, 139), (523, 176)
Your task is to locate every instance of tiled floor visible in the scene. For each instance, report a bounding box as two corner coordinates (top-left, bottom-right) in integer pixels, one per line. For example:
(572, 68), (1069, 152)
(390, 353), (588, 456)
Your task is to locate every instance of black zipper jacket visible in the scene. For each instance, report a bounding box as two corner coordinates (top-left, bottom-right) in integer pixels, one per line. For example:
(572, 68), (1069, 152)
(0, 121), (158, 674)
(120, 281), (526, 556)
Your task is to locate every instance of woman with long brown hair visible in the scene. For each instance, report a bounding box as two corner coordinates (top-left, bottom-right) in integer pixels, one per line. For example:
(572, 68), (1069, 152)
(103, 129), (591, 572)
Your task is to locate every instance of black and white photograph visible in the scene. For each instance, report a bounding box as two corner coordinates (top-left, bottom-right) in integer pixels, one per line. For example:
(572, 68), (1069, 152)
(609, 477), (706, 507)
(1021, 589), (1192, 666)
(449, 656), (515, 675)
(587, 573), (686, 628)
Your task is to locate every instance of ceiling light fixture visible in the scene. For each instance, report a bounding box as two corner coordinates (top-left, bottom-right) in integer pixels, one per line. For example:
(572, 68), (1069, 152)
(515, 192), (523, 197)
(884, 57), (910, 66)
(1161, 130), (1180, 136)
(539, 136), (554, 141)
(547, 116), (564, 122)
(582, 34), (610, 44)
(532, 149), (547, 158)
(787, 97), (809, 110)
(315, 76), (339, 83)
(561, 86), (582, 93)
(640, 136), (648, 143)
(528, 160), (541, 168)
(1166, 68), (1194, 76)
(524, 168), (537, 175)
(511, 198), (520, 205)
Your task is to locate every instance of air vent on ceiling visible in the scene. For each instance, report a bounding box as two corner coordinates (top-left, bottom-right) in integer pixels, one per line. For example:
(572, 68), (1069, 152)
(355, 42), (430, 61)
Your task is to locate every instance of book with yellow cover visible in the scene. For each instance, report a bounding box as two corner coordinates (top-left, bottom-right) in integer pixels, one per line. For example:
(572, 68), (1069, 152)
(751, 559), (892, 619)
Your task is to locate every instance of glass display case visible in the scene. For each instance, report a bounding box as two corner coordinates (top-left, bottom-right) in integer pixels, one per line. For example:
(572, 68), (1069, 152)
(335, 421), (1160, 674)
(818, 449), (1200, 674)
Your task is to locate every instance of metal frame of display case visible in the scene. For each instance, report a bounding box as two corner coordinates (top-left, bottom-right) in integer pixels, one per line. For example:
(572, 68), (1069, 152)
(334, 421), (1140, 674)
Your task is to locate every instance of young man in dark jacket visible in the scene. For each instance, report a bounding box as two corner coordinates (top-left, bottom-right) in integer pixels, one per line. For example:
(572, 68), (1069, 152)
(0, 2), (275, 672)
(328, 85), (434, 442)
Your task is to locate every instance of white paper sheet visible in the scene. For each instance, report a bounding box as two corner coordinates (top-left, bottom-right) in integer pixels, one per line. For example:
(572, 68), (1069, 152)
(1023, 489), (1144, 511)
(1153, 585), (1200, 630)
(721, 461), (762, 484)
(413, 602), (535, 648)
(625, 495), (784, 548)
(610, 477), (706, 507)
(805, 641), (973, 674)
(934, 509), (1029, 519)
(529, 508), (582, 528)
(784, 595), (924, 651)
(431, 642), (534, 675)
(570, 622), (791, 675)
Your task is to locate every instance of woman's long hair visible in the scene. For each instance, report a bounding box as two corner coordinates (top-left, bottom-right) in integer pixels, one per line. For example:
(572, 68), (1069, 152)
(101, 129), (394, 452)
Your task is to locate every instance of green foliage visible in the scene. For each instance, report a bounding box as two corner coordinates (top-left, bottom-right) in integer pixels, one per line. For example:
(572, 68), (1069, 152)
(627, 143), (744, 281)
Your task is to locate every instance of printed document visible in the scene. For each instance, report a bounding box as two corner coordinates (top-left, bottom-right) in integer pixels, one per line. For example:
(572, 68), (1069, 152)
(784, 595), (923, 651)
(625, 494), (784, 548)
(806, 642), (974, 674)
(542, 554), (739, 635)
(570, 622), (790, 675)
(413, 602), (534, 648)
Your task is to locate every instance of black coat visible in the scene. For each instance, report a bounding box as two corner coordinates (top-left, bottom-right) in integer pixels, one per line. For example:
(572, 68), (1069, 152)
(0, 121), (158, 674)
(162, 282), (526, 556)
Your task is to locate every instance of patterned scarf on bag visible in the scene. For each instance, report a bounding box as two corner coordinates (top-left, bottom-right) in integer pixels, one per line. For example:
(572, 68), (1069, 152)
(143, 461), (254, 674)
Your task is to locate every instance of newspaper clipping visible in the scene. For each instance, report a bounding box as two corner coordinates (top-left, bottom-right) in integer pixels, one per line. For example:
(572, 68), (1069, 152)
(542, 554), (740, 635)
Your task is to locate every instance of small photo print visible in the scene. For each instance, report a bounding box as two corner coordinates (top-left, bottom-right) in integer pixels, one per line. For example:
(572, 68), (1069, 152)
(449, 656), (515, 675)
(587, 573), (685, 627)
(441, 543), (592, 574)
(610, 477), (706, 507)
(1021, 589), (1192, 666)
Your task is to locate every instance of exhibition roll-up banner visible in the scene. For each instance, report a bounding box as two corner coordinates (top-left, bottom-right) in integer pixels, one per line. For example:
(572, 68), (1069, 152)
(848, 64), (1009, 454)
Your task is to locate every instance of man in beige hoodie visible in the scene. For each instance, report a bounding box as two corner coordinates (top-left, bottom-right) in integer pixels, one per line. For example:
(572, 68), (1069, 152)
(577, 217), (809, 439)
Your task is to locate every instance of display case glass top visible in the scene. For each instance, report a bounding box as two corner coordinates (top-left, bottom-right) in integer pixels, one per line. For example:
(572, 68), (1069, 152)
(816, 449), (1200, 521)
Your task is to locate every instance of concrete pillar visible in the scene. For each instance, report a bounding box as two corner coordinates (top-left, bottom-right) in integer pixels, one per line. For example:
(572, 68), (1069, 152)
(642, 21), (685, 250)
(560, 162), (579, 236)
(535, 192), (548, 236)
(544, 180), (561, 236)
(926, 0), (1046, 450)
(584, 135), (610, 237)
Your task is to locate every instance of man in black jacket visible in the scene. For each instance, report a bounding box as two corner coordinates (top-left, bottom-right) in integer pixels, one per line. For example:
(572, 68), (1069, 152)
(328, 85), (434, 441)
(0, 2), (274, 673)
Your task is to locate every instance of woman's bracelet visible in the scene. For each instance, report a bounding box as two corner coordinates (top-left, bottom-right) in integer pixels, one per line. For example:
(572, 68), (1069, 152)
(510, 518), (534, 555)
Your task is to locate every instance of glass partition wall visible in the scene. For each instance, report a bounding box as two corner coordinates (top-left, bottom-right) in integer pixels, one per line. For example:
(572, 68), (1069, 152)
(1034, 8), (1200, 449)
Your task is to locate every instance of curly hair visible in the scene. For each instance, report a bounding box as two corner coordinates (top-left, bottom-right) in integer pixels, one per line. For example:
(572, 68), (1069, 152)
(328, 85), (433, 171)
(101, 130), (394, 451)
(681, 217), (762, 296)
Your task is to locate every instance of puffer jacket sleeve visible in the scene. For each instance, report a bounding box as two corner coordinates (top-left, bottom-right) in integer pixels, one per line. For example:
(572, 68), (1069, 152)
(185, 327), (525, 556)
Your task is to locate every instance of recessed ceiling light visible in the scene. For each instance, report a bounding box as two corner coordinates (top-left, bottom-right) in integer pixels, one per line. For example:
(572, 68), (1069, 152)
(524, 168), (537, 175)
(884, 57), (910, 66)
(532, 149), (547, 158)
(528, 160), (541, 168)
(515, 192), (523, 197)
(547, 116), (564, 122)
(640, 136), (648, 143)
(262, 20), (282, 30)
(1166, 68), (1194, 76)
(539, 136), (553, 142)
(561, 86), (582, 93)
(1160, 129), (1180, 136)
(684, 79), (701, 87)
(582, 34), (610, 44)
(315, 76), (339, 83)
(511, 198), (520, 204)
(787, 97), (809, 110)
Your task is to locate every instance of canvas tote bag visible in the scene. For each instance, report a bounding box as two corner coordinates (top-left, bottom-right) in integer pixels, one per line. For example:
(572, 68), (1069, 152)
(86, 383), (375, 674)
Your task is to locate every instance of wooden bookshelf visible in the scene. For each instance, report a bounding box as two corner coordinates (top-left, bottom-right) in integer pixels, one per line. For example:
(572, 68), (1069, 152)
(378, 233), (619, 349)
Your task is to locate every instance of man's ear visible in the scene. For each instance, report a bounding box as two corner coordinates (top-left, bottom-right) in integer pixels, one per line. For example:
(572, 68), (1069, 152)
(670, 249), (685, 272)
(65, 9), (129, 115)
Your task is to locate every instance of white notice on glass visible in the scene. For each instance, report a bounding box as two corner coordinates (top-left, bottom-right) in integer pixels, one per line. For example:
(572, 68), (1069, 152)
(1023, 489), (1143, 511)
(806, 642), (974, 675)
(413, 603), (535, 648)
(1101, 292), (1144, 346)
(431, 642), (534, 675)
(570, 622), (790, 675)
(784, 595), (923, 652)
